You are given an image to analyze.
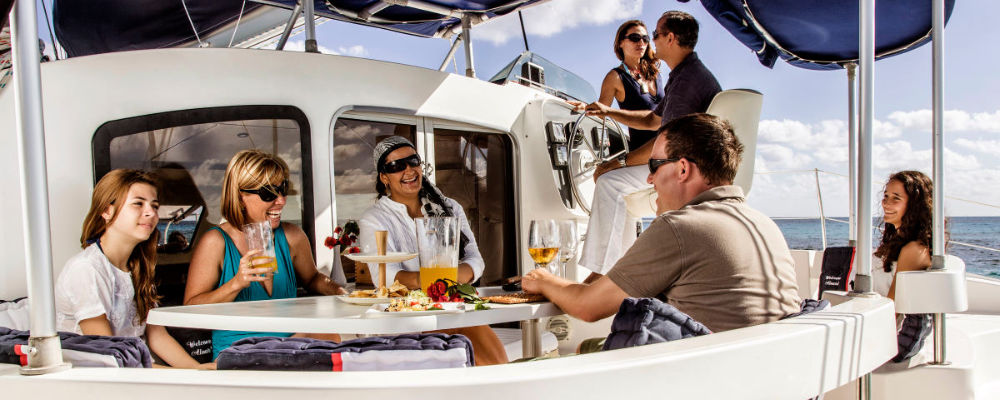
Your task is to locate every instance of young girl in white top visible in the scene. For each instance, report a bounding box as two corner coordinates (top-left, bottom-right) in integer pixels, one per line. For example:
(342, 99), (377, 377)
(55, 169), (212, 368)
(873, 170), (935, 299)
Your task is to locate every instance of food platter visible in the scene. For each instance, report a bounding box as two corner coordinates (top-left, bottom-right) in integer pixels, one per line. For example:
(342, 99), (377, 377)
(344, 252), (417, 263)
(362, 302), (467, 318)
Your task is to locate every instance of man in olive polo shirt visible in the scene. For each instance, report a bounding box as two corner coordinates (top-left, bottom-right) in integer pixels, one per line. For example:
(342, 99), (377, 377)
(523, 113), (800, 332)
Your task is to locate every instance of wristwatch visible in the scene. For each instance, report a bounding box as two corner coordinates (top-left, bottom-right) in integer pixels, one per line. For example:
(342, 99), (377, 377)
(617, 154), (627, 168)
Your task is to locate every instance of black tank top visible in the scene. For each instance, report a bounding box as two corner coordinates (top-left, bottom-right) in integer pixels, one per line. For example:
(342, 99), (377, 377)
(614, 65), (663, 150)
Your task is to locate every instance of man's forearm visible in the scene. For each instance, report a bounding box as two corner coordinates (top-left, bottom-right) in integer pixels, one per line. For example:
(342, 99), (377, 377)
(538, 278), (616, 322)
(606, 109), (660, 131)
(625, 139), (655, 164)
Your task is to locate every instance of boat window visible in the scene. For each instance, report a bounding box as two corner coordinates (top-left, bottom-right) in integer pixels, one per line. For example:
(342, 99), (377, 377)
(92, 106), (312, 304)
(332, 117), (417, 231)
(432, 129), (517, 285)
(489, 51), (597, 103)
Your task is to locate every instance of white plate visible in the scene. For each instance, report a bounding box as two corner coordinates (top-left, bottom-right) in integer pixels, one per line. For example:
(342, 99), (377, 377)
(344, 252), (418, 263)
(335, 295), (398, 305)
(363, 302), (466, 318)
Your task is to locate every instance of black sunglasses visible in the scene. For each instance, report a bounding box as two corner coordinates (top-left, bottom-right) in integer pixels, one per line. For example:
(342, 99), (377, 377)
(381, 154), (423, 174)
(648, 157), (682, 174)
(624, 33), (650, 43)
(240, 180), (288, 202)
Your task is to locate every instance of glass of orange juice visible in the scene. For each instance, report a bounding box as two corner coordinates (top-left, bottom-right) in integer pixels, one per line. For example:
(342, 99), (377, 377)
(415, 216), (460, 293)
(243, 221), (277, 273)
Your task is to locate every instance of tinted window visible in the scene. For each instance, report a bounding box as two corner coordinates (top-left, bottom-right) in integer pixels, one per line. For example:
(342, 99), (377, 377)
(433, 129), (517, 284)
(92, 106), (312, 304)
(332, 118), (416, 227)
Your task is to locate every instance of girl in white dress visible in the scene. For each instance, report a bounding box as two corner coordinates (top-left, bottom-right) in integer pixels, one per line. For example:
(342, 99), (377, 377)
(55, 169), (212, 368)
(873, 170), (935, 299)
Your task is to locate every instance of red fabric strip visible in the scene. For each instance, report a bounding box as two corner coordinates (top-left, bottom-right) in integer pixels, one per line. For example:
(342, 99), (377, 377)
(331, 352), (343, 372)
(14, 344), (27, 366)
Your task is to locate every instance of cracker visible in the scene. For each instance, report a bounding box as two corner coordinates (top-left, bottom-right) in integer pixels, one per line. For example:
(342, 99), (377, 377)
(483, 292), (546, 304)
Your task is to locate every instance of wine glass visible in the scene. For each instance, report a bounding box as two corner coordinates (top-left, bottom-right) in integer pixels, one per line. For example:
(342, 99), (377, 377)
(557, 220), (578, 278)
(528, 219), (560, 271)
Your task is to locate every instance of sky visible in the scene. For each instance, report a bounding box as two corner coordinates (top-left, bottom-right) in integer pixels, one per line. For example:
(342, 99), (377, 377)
(38, 0), (1000, 217)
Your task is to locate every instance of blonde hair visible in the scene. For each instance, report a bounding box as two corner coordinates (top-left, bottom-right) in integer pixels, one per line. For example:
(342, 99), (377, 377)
(221, 149), (291, 228)
(81, 169), (161, 324)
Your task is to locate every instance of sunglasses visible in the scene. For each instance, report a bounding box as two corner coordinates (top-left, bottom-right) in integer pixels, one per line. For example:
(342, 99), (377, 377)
(624, 33), (650, 44)
(381, 154), (423, 174)
(648, 157), (682, 174)
(240, 180), (288, 202)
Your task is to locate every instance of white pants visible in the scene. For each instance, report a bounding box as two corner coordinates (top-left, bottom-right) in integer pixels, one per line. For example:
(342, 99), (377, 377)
(578, 165), (652, 275)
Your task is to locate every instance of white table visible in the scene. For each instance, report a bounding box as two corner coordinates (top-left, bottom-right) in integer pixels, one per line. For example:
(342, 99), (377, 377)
(147, 287), (561, 357)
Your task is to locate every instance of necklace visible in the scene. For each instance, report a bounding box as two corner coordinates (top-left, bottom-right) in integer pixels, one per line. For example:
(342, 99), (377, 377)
(622, 63), (648, 94)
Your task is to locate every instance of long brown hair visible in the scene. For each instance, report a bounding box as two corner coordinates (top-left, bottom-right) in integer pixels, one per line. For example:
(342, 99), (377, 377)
(81, 169), (161, 324)
(221, 149), (291, 228)
(613, 20), (659, 82)
(874, 170), (937, 271)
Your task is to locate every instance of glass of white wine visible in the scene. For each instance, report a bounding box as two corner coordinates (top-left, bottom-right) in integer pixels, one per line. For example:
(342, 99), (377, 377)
(528, 219), (560, 271)
(557, 220), (578, 278)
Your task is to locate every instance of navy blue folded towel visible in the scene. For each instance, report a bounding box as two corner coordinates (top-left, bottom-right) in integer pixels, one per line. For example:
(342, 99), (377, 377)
(603, 298), (713, 351)
(217, 333), (474, 371)
(0, 327), (151, 368)
(781, 298), (831, 320)
(894, 313), (932, 363)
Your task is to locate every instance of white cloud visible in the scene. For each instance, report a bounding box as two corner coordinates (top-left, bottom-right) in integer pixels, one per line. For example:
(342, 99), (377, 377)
(757, 144), (813, 170)
(955, 138), (1000, 155)
(337, 45), (369, 58)
(872, 141), (980, 171)
(274, 40), (368, 57)
(888, 109), (1000, 133)
(474, 0), (643, 45)
(758, 119), (842, 150)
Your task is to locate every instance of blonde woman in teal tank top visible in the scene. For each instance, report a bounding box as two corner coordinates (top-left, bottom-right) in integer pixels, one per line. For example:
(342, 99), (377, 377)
(184, 150), (346, 359)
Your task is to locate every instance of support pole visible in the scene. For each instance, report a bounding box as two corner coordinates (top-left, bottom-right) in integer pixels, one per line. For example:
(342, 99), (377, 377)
(815, 169), (828, 249)
(303, 0), (318, 53)
(11, 0), (70, 375)
(439, 36), (463, 71)
(847, 63), (858, 247)
(275, 1), (303, 51)
(852, 0), (876, 296)
(930, 0), (948, 365)
(518, 11), (530, 52)
(461, 16), (475, 78)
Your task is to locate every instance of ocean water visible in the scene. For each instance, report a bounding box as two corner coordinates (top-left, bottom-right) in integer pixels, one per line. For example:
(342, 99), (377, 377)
(774, 216), (1000, 278)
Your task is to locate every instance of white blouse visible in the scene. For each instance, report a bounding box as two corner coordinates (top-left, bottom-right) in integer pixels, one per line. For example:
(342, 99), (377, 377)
(359, 196), (485, 285)
(55, 244), (145, 338)
(871, 256), (897, 298)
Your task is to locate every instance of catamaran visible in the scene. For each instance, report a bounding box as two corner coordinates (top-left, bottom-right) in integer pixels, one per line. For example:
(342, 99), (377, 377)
(1, 1), (998, 398)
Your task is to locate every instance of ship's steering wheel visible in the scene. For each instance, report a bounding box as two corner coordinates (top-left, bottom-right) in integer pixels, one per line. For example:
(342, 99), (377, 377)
(567, 112), (629, 215)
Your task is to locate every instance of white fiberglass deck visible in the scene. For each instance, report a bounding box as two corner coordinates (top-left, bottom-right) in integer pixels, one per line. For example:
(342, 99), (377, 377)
(147, 287), (561, 334)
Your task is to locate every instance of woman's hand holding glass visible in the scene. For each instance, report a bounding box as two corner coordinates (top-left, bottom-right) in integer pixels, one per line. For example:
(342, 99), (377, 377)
(528, 219), (560, 272)
(231, 249), (272, 289)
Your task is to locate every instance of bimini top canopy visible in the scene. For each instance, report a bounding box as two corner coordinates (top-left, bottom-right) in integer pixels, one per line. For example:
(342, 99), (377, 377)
(694, 0), (956, 70)
(53, 0), (546, 57)
(263, 0), (546, 37)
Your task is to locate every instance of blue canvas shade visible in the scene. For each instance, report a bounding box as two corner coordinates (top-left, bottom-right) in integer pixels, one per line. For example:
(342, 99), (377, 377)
(694, 0), (955, 70)
(265, 0), (546, 38)
(53, 0), (266, 57)
(52, 0), (546, 57)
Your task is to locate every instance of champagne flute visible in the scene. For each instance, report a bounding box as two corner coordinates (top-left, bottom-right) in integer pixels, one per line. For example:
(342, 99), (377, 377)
(528, 219), (560, 271)
(557, 220), (578, 278)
